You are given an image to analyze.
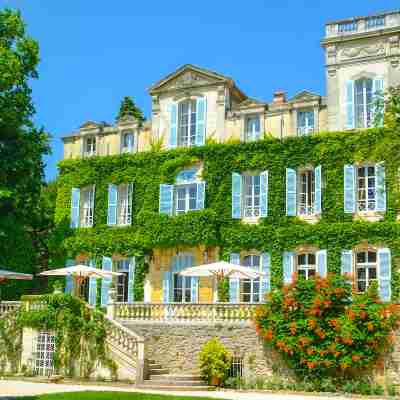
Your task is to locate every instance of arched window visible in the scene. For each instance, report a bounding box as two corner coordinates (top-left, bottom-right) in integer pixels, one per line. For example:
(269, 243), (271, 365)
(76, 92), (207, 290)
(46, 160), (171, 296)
(354, 78), (373, 128)
(178, 100), (197, 147)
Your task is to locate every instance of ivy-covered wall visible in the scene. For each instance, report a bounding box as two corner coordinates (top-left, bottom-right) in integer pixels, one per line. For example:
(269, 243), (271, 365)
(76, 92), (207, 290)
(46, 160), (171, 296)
(55, 128), (400, 301)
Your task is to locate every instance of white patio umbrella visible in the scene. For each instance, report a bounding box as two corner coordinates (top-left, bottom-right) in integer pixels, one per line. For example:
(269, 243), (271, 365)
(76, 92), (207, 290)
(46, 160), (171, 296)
(38, 265), (122, 298)
(179, 261), (265, 302)
(0, 269), (33, 281)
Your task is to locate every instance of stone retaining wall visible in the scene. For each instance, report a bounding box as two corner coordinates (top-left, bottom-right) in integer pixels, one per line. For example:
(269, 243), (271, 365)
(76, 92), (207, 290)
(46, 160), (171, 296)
(123, 322), (288, 380)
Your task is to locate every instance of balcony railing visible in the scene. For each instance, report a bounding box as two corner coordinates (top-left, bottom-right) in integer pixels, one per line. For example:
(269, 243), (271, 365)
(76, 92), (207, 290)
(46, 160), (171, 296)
(114, 302), (258, 324)
(0, 301), (22, 315)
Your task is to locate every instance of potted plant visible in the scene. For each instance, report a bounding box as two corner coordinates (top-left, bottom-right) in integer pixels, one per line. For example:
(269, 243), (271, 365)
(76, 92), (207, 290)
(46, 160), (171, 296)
(199, 338), (231, 387)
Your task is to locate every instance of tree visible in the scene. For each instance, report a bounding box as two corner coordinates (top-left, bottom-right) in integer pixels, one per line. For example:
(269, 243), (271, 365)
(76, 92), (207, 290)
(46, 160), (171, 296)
(0, 9), (49, 298)
(116, 96), (145, 124)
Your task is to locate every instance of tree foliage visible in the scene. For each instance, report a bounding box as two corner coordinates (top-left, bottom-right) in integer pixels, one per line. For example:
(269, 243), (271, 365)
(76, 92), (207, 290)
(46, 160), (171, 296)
(116, 96), (145, 124)
(254, 274), (400, 378)
(0, 9), (49, 297)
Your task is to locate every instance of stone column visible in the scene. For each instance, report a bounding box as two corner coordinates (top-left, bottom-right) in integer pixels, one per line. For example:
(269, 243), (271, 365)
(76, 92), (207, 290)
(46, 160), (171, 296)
(107, 288), (117, 320)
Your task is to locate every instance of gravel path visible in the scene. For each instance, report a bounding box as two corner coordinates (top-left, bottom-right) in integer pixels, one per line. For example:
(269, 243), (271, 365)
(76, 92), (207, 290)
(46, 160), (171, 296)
(0, 380), (384, 400)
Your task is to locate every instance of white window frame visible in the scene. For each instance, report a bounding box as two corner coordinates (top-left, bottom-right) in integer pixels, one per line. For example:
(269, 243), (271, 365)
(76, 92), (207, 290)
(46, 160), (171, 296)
(174, 183), (197, 215)
(84, 136), (96, 157)
(354, 78), (373, 128)
(80, 186), (95, 227)
(117, 184), (132, 225)
(298, 169), (315, 216)
(356, 165), (376, 212)
(245, 115), (261, 142)
(178, 99), (197, 147)
(296, 253), (316, 280)
(355, 250), (378, 293)
(297, 110), (314, 136)
(240, 254), (261, 303)
(243, 174), (261, 218)
(173, 273), (192, 303)
(33, 331), (56, 376)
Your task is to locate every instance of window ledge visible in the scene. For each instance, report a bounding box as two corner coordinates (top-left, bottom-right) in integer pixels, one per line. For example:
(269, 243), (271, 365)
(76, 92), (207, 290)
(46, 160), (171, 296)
(298, 214), (320, 224)
(353, 212), (384, 222)
(242, 217), (260, 225)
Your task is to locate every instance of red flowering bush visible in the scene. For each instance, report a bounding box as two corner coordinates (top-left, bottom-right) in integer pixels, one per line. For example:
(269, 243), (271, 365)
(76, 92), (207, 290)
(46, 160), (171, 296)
(254, 274), (400, 377)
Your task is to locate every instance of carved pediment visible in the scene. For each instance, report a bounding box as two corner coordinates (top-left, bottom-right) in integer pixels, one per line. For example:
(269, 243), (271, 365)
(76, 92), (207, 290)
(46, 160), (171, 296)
(149, 64), (231, 94)
(340, 42), (385, 60)
(289, 91), (321, 103)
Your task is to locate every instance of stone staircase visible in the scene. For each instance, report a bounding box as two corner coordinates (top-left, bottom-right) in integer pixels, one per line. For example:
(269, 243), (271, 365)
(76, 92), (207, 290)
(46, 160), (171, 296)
(137, 359), (213, 391)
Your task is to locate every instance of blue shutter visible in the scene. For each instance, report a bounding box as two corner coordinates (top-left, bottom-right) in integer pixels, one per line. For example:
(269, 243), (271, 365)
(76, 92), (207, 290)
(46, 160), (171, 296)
(88, 258), (97, 306)
(375, 162), (386, 212)
(101, 257), (113, 307)
(344, 165), (356, 213)
(372, 78), (384, 127)
(314, 165), (322, 215)
(260, 253), (270, 301)
(229, 253), (240, 303)
(195, 97), (206, 146)
(316, 250), (327, 278)
(65, 259), (75, 294)
(107, 184), (118, 225)
(340, 250), (353, 277)
(286, 168), (297, 216)
(378, 248), (391, 302)
(232, 173), (242, 219)
(260, 171), (268, 218)
(127, 257), (135, 304)
(163, 271), (172, 303)
(346, 80), (355, 129)
(196, 182), (206, 210)
(169, 103), (178, 149)
(70, 188), (80, 228)
(159, 184), (174, 216)
(283, 252), (295, 285)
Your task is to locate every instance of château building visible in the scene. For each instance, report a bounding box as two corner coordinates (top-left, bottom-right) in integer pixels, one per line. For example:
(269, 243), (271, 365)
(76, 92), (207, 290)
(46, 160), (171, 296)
(52, 10), (400, 382)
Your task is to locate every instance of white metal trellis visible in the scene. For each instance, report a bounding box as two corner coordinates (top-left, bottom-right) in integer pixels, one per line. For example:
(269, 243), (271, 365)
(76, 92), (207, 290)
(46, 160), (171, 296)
(33, 331), (55, 376)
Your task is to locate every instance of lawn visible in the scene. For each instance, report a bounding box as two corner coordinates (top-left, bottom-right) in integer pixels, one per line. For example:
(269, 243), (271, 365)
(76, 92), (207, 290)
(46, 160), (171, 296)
(17, 392), (219, 400)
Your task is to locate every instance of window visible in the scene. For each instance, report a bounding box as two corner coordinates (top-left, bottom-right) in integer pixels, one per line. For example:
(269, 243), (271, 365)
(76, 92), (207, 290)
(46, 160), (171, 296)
(84, 136), (96, 156)
(243, 175), (261, 218)
(121, 131), (134, 153)
(338, 21), (357, 33)
(297, 110), (314, 136)
(229, 357), (244, 378)
(366, 16), (385, 29)
(118, 184), (133, 225)
(173, 274), (192, 303)
(241, 255), (261, 303)
(356, 165), (376, 212)
(297, 253), (316, 280)
(33, 332), (55, 376)
(354, 78), (373, 128)
(175, 184), (197, 214)
(298, 170), (315, 215)
(81, 186), (95, 227)
(178, 100), (197, 147)
(245, 116), (260, 141)
(116, 259), (130, 303)
(356, 251), (377, 292)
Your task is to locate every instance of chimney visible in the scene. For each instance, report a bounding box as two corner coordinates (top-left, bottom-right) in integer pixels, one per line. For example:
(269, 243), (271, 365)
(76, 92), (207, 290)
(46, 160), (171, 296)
(273, 90), (286, 104)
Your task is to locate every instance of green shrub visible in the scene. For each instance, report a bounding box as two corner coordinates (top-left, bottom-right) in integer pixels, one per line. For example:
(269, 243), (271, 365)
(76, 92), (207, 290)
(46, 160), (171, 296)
(199, 338), (231, 386)
(254, 274), (400, 378)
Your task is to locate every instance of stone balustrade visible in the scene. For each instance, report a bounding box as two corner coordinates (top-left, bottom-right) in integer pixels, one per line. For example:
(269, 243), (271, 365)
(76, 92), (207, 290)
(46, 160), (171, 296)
(0, 301), (21, 315)
(114, 302), (257, 324)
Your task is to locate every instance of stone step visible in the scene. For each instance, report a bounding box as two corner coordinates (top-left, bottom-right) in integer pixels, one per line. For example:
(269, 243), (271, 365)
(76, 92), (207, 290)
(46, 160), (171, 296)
(147, 368), (169, 375)
(144, 379), (207, 387)
(137, 383), (214, 391)
(150, 374), (203, 382)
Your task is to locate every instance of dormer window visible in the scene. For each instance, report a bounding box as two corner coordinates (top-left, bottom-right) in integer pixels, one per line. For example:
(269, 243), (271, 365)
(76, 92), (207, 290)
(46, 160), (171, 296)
(178, 100), (197, 147)
(121, 131), (135, 153)
(245, 116), (260, 142)
(84, 136), (96, 157)
(297, 110), (314, 136)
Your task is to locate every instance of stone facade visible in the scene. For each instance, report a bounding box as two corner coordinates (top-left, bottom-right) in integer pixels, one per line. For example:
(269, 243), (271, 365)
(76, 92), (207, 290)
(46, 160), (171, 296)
(125, 322), (283, 380)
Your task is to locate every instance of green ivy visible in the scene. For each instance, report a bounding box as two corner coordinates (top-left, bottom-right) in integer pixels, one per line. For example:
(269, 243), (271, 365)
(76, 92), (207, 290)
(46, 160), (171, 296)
(56, 128), (400, 301)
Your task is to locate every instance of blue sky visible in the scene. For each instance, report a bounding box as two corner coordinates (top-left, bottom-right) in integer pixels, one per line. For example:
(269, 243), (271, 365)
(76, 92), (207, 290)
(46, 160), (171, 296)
(3, 0), (399, 180)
